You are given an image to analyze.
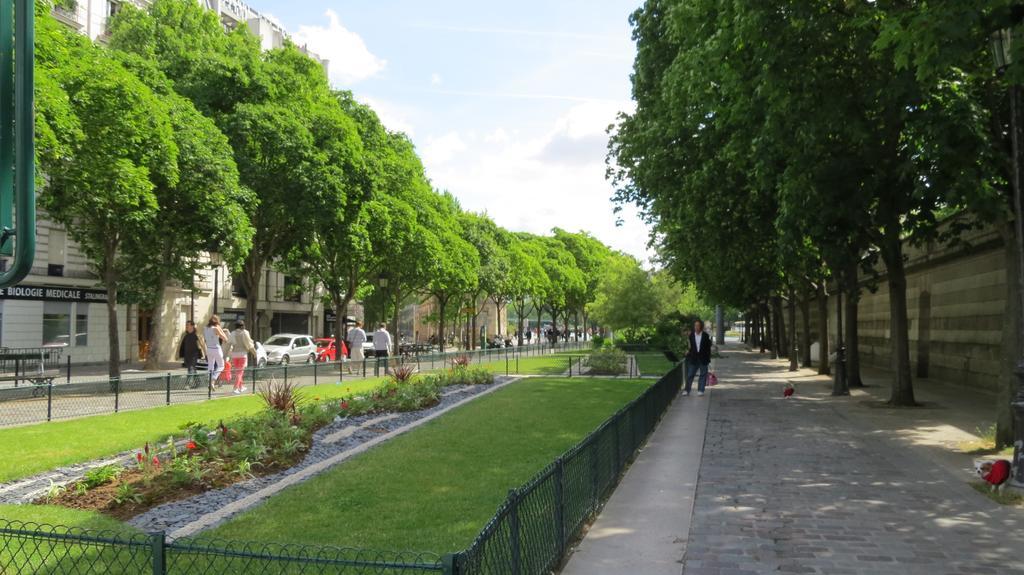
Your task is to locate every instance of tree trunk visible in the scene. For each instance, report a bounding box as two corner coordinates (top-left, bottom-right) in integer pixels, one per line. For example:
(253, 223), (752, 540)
(773, 295), (787, 358)
(142, 270), (170, 371)
(799, 292), (812, 368)
(765, 302), (776, 359)
(998, 222), (1020, 447)
(816, 285), (830, 375)
(391, 287), (402, 350)
(845, 262), (863, 388)
(437, 296), (448, 353)
(881, 219), (916, 406)
(788, 290), (798, 371)
(104, 255), (121, 380)
(242, 256), (263, 341)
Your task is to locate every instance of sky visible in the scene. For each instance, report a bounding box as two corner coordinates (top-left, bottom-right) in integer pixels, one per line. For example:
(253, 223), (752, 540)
(245, 0), (653, 262)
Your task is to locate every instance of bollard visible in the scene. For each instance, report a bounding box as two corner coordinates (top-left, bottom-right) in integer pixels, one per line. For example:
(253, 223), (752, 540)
(165, 373), (171, 406)
(66, 356), (70, 385)
(314, 360), (318, 386)
(284, 364), (288, 386)
(113, 378), (120, 413)
(46, 382), (52, 422)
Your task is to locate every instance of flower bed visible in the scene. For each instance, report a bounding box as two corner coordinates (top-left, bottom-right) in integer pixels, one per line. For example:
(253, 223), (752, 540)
(35, 371), (460, 520)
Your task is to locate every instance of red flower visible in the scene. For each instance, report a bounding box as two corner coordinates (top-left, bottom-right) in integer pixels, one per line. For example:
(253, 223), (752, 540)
(340, 400), (349, 410)
(136, 453), (143, 462)
(152, 456), (160, 467)
(186, 441), (197, 450)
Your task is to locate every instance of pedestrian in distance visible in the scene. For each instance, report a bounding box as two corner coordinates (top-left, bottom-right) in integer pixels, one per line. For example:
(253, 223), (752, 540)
(204, 315), (230, 391)
(177, 320), (205, 389)
(684, 319), (712, 397)
(374, 322), (393, 374)
(228, 320), (256, 395)
(347, 321), (367, 374)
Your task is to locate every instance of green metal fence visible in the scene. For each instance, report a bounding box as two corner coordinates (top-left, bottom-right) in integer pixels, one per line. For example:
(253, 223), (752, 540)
(451, 361), (683, 574)
(0, 341), (592, 427)
(0, 358), (682, 574)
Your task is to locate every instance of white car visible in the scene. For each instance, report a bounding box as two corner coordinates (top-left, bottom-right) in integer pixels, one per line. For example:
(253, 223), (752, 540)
(263, 334), (317, 365)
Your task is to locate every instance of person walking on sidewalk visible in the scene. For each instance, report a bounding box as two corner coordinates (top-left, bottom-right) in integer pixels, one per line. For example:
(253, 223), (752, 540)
(348, 321), (367, 373)
(178, 321), (205, 389)
(204, 315), (229, 391)
(373, 323), (393, 375)
(684, 319), (712, 396)
(228, 320), (256, 395)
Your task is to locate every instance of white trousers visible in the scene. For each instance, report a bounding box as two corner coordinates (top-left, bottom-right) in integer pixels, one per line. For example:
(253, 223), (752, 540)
(206, 347), (225, 384)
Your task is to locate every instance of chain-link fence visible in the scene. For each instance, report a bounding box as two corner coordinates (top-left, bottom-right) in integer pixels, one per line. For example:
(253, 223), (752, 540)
(0, 341), (591, 427)
(0, 350), (680, 574)
(0, 520), (445, 574)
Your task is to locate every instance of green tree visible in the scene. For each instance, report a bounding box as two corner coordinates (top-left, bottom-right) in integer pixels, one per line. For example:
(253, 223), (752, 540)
(588, 253), (657, 332)
(39, 41), (178, 378)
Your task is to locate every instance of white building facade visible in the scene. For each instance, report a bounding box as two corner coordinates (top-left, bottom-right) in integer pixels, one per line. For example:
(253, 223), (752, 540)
(0, 0), (332, 366)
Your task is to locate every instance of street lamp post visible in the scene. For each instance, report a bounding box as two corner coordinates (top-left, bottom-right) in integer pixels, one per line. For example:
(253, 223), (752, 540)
(993, 20), (1024, 486)
(378, 272), (389, 329)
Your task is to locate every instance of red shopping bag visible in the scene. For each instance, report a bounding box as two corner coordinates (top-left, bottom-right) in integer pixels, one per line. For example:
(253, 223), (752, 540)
(708, 372), (718, 386)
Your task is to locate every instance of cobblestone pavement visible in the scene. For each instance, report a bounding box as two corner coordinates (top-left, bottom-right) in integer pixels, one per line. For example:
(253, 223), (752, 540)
(684, 348), (1024, 575)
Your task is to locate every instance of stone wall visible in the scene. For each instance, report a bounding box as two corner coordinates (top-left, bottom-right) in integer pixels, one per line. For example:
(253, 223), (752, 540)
(782, 223), (1009, 393)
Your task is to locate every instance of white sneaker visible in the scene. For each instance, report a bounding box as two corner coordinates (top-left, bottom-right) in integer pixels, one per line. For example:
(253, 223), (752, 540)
(698, 391), (705, 396)
(239, 387), (246, 393)
(233, 389), (241, 395)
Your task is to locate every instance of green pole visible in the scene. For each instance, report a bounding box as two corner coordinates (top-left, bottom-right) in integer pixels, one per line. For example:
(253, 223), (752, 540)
(0, 0), (33, 285)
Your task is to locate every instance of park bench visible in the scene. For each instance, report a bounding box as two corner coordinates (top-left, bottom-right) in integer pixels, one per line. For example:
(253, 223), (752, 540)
(0, 348), (63, 397)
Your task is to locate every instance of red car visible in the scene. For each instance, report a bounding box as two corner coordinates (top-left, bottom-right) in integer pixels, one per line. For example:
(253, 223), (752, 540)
(315, 338), (347, 362)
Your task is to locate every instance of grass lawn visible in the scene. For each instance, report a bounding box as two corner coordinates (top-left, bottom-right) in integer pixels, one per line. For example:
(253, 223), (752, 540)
(208, 376), (651, 552)
(0, 504), (134, 532)
(0, 378), (383, 484)
(476, 353), (582, 375)
(633, 351), (678, 376)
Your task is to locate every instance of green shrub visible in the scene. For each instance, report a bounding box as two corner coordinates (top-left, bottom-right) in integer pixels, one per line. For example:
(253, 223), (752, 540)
(80, 464), (122, 490)
(428, 366), (494, 386)
(591, 334), (607, 349)
(588, 348), (627, 375)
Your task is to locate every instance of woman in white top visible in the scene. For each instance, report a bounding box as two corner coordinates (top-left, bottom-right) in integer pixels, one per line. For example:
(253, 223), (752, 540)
(228, 320), (256, 394)
(203, 315), (229, 390)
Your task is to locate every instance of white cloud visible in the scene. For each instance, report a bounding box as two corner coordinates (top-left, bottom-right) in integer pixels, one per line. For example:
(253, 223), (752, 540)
(422, 132), (467, 166)
(484, 128), (510, 145)
(418, 101), (654, 263)
(431, 73), (443, 86)
(360, 96), (417, 136)
(293, 10), (386, 86)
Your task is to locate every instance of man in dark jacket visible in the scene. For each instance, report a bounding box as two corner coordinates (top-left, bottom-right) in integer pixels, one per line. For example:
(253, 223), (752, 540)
(178, 321), (205, 381)
(684, 319), (712, 396)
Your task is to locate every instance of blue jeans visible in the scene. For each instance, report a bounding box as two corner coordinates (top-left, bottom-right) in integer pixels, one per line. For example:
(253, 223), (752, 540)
(685, 360), (709, 393)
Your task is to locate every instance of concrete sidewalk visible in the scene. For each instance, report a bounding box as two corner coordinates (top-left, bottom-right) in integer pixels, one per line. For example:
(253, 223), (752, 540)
(561, 374), (711, 574)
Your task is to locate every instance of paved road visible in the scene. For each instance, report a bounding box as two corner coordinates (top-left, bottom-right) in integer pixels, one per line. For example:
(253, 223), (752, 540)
(684, 350), (1024, 575)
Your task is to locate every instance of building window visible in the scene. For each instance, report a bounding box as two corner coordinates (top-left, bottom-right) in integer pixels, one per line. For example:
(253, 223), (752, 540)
(43, 302), (71, 347)
(106, 0), (121, 19)
(283, 276), (302, 303)
(231, 274), (247, 298)
(75, 303), (89, 346)
(48, 228), (66, 276)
